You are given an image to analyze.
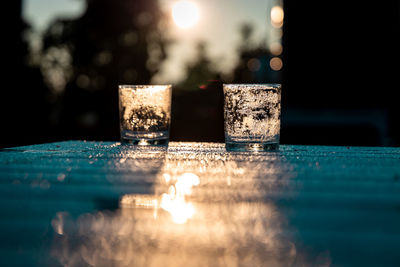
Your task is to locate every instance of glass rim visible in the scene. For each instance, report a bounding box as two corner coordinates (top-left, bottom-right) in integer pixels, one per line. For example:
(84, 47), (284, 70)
(223, 83), (281, 89)
(119, 84), (172, 89)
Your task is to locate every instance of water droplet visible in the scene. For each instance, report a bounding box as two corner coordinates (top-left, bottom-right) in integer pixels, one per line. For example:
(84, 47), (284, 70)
(57, 173), (66, 182)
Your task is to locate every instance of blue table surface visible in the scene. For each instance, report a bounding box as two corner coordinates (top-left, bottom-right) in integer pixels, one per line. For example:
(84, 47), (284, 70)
(1, 141), (400, 267)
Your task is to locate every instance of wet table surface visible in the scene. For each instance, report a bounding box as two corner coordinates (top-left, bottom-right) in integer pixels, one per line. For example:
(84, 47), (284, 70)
(1, 141), (400, 267)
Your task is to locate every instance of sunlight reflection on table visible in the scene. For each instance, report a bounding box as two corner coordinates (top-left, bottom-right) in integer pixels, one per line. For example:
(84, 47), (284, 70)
(51, 143), (296, 267)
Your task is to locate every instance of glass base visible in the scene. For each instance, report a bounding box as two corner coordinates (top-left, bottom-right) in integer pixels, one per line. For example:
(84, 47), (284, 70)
(121, 138), (168, 147)
(121, 130), (169, 147)
(225, 142), (279, 152)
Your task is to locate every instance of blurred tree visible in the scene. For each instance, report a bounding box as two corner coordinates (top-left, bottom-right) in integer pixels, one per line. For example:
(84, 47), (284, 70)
(231, 23), (279, 83)
(1, 1), (50, 148)
(177, 41), (218, 91)
(41, 0), (169, 141)
(170, 41), (223, 142)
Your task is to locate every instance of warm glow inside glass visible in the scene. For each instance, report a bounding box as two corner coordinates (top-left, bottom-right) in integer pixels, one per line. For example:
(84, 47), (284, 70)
(223, 84), (281, 152)
(119, 85), (172, 146)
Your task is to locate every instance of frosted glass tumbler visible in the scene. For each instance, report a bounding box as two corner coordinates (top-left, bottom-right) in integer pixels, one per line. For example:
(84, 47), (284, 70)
(223, 84), (281, 152)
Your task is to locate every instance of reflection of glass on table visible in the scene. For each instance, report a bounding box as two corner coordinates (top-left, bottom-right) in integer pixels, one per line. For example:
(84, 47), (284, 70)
(223, 84), (281, 152)
(119, 85), (172, 146)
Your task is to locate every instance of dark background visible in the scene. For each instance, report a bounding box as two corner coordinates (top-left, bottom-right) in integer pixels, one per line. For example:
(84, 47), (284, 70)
(282, 1), (400, 146)
(2, 0), (399, 148)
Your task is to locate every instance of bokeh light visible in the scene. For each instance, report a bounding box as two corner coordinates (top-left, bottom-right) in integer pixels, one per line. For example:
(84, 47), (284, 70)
(271, 6), (284, 28)
(172, 1), (199, 29)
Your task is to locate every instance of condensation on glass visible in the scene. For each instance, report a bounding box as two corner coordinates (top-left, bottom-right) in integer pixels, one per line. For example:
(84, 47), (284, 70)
(119, 85), (172, 146)
(223, 84), (281, 152)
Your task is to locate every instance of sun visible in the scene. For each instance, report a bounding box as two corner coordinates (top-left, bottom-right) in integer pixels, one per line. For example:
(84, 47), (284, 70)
(172, 1), (199, 29)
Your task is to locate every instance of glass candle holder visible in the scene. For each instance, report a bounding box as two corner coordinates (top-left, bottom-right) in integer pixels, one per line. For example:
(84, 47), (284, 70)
(223, 84), (281, 152)
(119, 85), (172, 146)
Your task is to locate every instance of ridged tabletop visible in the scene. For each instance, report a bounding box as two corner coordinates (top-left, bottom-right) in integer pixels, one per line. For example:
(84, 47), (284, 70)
(1, 141), (400, 266)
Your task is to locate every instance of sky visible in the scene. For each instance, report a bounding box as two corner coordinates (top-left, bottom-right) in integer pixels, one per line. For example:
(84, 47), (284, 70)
(23, 0), (85, 31)
(23, 0), (282, 83)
